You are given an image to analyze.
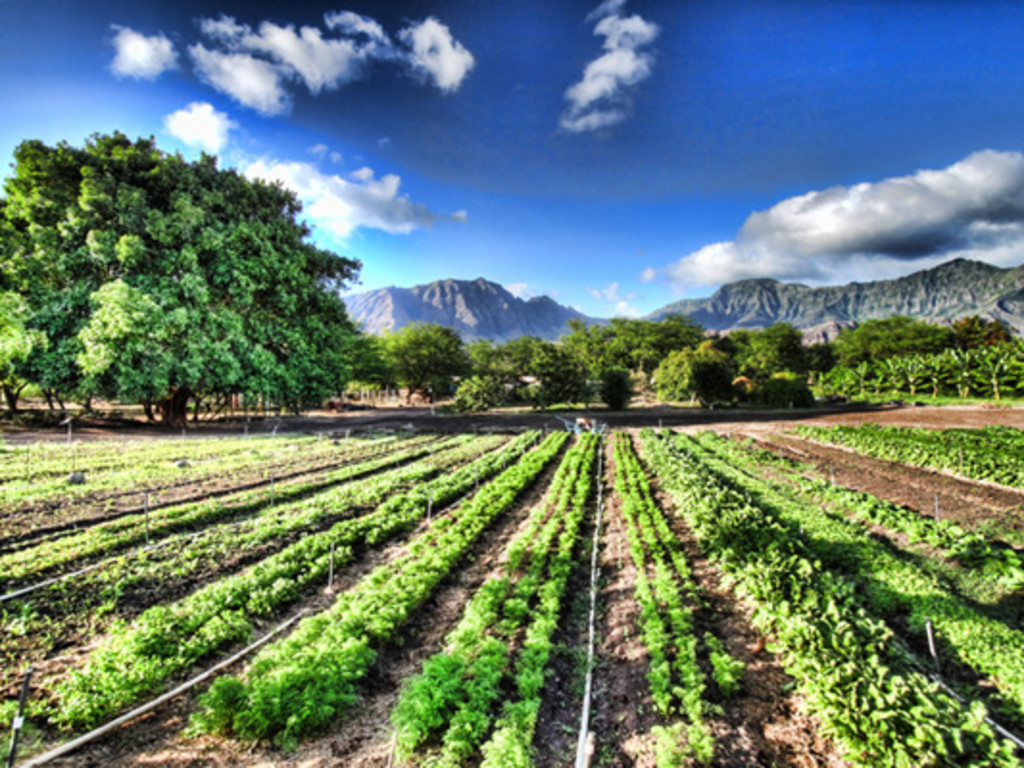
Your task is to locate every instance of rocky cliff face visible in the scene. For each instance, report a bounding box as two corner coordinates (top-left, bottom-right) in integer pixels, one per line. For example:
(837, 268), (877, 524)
(647, 259), (1024, 334)
(343, 278), (598, 342)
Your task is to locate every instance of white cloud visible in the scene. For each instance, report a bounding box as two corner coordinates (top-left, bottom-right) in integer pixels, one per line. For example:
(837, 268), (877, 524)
(641, 266), (657, 282)
(586, 0), (628, 23)
(561, 4), (659, 133)
(189, 43), (290, 115)
(589, 282), (622, 301)
(324, 10), (390, 47)
(505, 282), (532, 299)
(398, 17), (475, 93)
(164, 102), (236, 154)
(330, 151), (343, 163)
(243, 158), (467, 239)
(110, 26), (178, 80)
(613, 300), (641, 318)
(664, 150), (1024, 289)
(309, 143), (329, 157)
(186, 12), (474, 114)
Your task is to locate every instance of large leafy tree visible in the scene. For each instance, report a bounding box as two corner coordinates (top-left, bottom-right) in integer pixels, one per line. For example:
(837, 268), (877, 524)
(654, 341), (736, 406)
(1, 133), (362, 423)
(383, 323), (470, 399)
(734, 323), (808, 381)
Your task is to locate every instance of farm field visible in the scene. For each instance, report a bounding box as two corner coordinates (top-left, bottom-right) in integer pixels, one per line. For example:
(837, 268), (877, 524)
(1, 415), (1023, 767)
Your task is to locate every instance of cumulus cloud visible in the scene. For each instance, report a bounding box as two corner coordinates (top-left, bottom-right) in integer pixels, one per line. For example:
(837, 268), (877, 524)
(589, 282), (623, 301)
(505, 282), (533, 299)
(613, 300), (642, 318)
(186, 11), (473, 115)
(398, 17), (475, 92)
(110, 26), (178, 79)
(164, 102), (236, 153)
(664, 150), (1024, 289)
(189, 44), (290, 115)
(588, 282), (641, 316)
(560, 2), (659, 133)
(243, 158), (467, 239)
(640, 266), (657, 282)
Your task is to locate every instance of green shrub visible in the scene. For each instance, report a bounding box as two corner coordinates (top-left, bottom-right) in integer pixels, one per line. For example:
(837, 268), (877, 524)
(452, 375), (505, 412)
(756, 372), (814, 408)
(599, 366), (633, 410)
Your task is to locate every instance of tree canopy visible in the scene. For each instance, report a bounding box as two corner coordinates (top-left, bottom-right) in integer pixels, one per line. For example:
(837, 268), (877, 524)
(833, 316), (954, 366)
(383, 323), (470, 399)
(0, 133), (362, 423)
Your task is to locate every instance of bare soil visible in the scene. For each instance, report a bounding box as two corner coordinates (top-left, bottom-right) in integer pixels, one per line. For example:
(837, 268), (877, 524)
(8, 403), (1024, 447)
(729, 430), (1024, 542)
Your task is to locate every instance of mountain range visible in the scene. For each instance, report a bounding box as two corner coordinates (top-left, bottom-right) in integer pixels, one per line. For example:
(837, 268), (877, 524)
(343, 259), (1024, 343)
(342, 277), (599, 342)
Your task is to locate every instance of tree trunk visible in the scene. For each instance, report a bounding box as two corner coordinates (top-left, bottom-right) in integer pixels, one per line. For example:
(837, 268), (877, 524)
(43, 389), (55, 410)
(3, 384), (20, 412)
(193, 395), (203, 423)
(142, 401), (155, 422)
(158, 388), (191, 427)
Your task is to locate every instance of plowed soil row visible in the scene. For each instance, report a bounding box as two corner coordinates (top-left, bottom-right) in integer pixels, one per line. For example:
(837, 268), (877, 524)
(731, 430), (1024, 542)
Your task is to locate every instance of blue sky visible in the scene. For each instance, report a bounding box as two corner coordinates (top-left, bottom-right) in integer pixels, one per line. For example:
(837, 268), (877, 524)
(5, 1), (1024, 318)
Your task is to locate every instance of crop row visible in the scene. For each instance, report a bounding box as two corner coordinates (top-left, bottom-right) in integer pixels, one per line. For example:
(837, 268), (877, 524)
(190, 431), (568, 749)
(0, 434), (395, 519)
(43, 432), (536, 730)
(692, 430), (1024, 727)
(641, 429), (1020, 767)
(0, 433), (329, 485)
(0, 436), (509, 694)
(794, 424), (1024, 489)
(612, 433), (713, 765)
(774, 458), (1024, 593)
(0, 435), (445, 588)
(391, 432), (596, 767)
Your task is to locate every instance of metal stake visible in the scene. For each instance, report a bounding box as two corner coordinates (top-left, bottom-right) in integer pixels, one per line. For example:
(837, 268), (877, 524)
(427, 491), (433, 521)
(934, 493), (940, 522)
(926, 619), (940, 672)
(6, 667), (34, 768)
(144, 493), (150, 545)
(328, 542), (335, 587)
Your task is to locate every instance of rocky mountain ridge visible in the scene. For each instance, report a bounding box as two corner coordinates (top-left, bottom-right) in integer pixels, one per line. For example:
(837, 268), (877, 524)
(342, 278), (599, 342)
(343, 260), (1024, 344)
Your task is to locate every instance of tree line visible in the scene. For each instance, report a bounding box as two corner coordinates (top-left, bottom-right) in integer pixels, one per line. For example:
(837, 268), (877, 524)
(3, 134), (1021, 423)
(364, 314), (1022, 412)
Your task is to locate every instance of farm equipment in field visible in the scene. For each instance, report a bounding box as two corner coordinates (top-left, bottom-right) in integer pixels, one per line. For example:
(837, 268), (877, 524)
(553, 416), (607, 435)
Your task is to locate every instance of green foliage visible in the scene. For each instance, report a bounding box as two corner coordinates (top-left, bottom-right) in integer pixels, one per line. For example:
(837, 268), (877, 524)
(383, 322), (470, 398)
(642, 430), (1021, 766)
(1, 133), (362, 421)
(655, 341), (736, 406)
(834, 316), (955, 366)
(599, 366), (633, 410)
(561, 315), (704, 384)
(735, 323), (808, 380)
(952, 315), (1013, 350)
(452, 374), (506, 412)
(755, 372), (815, 408)
(704, 633), (744, 698)
(193, 432), (567, 747)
